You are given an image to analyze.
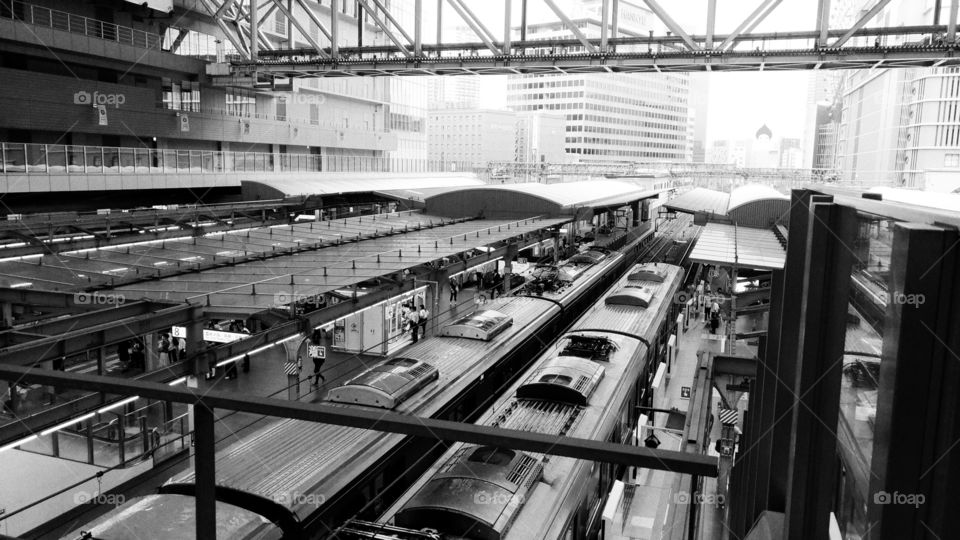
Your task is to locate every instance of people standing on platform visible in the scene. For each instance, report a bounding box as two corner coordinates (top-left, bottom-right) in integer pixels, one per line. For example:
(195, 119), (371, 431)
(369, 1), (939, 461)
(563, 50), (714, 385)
(418, 304), (430, 338)
(117, 340), (130, 371)
(131, 339), (145, 370)
(407, 305), (421, 343)
(449, 278), (459, 303)
(157, 334), (171, 366)
(169, 336), (180, 364)
(711, 298), (721, 319)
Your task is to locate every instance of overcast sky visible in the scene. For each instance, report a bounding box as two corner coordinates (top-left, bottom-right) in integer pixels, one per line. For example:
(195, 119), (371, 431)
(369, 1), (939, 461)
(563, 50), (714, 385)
(438, 0), (820, 143)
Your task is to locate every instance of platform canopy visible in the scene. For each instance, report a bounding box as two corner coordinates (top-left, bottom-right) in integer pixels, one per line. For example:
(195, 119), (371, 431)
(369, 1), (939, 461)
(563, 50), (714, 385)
(241, 174), (484, 199)
(425, 180), (668, 219)
(664, 185), (789, 228)
(689, 223), (786, 270)
(663, 188), (730, 217)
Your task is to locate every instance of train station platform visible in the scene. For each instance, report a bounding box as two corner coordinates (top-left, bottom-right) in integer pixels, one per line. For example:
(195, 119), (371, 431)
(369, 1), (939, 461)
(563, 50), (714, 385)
(607, 299), (744, 540)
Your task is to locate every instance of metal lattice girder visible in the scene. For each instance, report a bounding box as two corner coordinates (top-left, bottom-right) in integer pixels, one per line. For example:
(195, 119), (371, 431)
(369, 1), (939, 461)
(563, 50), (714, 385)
(447, 0), (502, 55)
(357, 0), (414, 57)
(0, 364), (719, 478)
(718, 0), (783, 51)
(542, 0), (597, 54)
(237, 23), (958, 76)
(832, 0), (895, 48)
(642, 0), (702, 51)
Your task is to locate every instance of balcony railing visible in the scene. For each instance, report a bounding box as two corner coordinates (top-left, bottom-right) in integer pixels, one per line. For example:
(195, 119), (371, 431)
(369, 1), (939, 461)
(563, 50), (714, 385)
(1, 0), (161, 49)
(0, 142), (473, 175)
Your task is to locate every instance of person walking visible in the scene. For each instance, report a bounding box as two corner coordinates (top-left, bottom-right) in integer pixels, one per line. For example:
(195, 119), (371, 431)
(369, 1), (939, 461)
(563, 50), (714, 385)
(168, 336), (180, 364)
(310, 329), (326, 386)
(131, 339), (145, 370)
(407, 305), (421, 343)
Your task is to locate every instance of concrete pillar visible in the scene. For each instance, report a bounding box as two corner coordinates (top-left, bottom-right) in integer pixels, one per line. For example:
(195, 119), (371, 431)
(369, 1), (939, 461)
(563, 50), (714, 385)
(282, 336), (306, 400)
(144, 333), (160, 372)
(631, 200), (641, 228)
(1, 302), (12, 328)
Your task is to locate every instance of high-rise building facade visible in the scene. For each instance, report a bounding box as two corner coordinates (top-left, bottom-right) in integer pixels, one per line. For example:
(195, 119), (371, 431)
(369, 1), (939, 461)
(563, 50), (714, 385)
(514, 112), (567, 164)
(827, 0), (960, 190)
(427, 109), (516, 168)
(505, 0), (692, 163)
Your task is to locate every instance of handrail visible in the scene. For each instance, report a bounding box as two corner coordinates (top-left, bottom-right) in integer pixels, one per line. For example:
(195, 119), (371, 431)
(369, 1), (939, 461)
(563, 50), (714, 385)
(1, 0), (160, 49)
(0, 142), (474, 176)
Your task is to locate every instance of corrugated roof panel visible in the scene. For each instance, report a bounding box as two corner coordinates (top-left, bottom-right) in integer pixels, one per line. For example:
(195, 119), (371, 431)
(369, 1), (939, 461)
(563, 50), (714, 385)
(664, 188), (730, 215)
(689, 223), (786, 270)
(726, 184), (788, 212)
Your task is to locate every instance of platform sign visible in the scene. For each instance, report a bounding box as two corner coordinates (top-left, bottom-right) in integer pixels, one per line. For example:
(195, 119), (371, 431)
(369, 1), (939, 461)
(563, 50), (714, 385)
(308, 345), (326, 359)
(681, 386), (691, 399)
(171, 326), (186, 339)
(202, 329), (246, 343)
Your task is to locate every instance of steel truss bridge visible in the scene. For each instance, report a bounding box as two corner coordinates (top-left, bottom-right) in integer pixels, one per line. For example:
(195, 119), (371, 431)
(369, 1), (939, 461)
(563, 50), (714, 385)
(197, 0), (960, 81)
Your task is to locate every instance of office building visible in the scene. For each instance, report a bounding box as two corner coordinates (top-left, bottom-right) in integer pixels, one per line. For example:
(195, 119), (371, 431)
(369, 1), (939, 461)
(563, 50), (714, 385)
(505, 0), (692, 163)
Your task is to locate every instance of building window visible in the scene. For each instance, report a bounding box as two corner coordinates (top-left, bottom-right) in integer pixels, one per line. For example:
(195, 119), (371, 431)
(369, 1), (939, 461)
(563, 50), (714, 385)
(275, 11), (287, 34)
(162, 79), (200, 112)
(945, 153), (960, 167)
(276, 97), (287, 121)
(225, 87), (256, 117)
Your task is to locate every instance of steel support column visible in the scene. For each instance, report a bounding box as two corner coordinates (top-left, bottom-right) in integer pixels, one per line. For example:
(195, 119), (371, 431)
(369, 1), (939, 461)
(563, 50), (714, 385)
(504, 0), (512, 54)
(816, 0), (831, 46)
(867, 223), (959, 540)
(194, 404), (216, 540)
(330, 0), (338, 58)
(784, 198), (856, 540)
(600, 0), (610, 51)
(249, 0), (259, 60)
(949, 0), (959, 42)
(706, 0), (717, 49)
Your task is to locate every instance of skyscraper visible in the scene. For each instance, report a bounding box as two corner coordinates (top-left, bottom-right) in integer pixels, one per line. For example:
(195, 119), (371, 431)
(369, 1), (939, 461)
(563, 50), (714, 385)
(505, 0), (693, 163)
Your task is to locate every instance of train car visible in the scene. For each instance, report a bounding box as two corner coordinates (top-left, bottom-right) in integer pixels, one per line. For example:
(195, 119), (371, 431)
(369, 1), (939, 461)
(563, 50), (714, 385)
(63, 227), (660, 540)
(344, 262), (685, 540)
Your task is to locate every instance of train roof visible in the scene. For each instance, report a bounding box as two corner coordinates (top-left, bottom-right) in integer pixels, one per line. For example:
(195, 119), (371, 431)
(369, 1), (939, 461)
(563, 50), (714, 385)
(60, 495), (278, 540)
(388, 263), (686, 539)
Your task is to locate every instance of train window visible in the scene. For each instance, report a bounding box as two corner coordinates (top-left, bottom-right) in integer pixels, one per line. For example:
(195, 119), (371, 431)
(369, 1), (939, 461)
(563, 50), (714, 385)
(540, 374), (573, 385)
(469, 446), (515, 466)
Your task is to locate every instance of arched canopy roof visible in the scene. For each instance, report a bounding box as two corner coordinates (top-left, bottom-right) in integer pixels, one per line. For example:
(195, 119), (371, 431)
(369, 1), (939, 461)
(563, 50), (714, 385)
(425, 180), (668, 219)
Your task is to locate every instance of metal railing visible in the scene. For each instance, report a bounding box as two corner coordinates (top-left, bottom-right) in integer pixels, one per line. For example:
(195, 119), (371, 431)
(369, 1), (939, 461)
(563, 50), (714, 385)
(1, 0), (160, 49)
(0, 142), (474, 175)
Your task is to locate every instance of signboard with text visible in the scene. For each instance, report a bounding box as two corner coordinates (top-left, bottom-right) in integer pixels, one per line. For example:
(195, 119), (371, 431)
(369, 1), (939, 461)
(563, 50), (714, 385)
(202, 329), (246, 343)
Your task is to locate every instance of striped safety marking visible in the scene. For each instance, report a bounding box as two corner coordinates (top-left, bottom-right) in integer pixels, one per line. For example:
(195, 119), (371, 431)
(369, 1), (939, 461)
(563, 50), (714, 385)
(283, 363), (300, 375)
(719, 408), (739, 426)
